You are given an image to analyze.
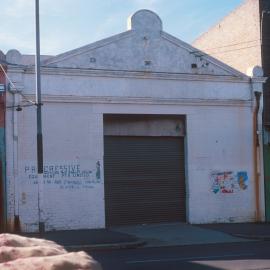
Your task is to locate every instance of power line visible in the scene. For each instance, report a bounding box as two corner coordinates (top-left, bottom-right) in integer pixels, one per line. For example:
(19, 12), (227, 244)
(191, 39), (260, 54)
(204, 44), (260, 55)
(191, 43), (261, 58)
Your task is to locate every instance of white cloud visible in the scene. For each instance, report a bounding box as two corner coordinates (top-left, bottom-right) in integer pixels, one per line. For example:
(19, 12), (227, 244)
(0, 0), (166, 54)
(0, 0), (242, 55)
(3, 0), (34, 18)
(0, 32), (34, 53)
(132, 0), (163, 9)
(3, 0), (69, 19)
(133, 0), (161, 5)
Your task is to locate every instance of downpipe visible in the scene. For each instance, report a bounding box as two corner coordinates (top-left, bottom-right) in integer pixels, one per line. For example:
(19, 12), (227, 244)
(254, 91), (262, 221)
(11, 90), (21, 232)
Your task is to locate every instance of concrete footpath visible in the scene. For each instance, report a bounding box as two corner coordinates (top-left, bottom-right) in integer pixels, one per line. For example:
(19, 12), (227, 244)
(22, 222), (270, 250)
(197, 222), (270, 240)
(112, 223), (252, 248)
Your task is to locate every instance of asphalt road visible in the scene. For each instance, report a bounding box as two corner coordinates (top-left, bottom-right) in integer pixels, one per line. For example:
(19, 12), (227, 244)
(88, 241), (270, 270)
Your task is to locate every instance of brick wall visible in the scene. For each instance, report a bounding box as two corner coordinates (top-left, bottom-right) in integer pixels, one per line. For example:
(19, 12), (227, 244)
(261, 0), (270, 125)
(193, 0), (261, 73)
(193, 0), (270, 126)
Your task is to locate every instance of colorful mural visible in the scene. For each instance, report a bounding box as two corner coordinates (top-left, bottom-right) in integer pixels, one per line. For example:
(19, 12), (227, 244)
(211, 171), (248, 194)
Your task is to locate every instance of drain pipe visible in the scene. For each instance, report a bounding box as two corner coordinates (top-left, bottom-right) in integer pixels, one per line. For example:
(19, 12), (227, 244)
(8, 87), (21, 232)
(254, 90), (262, 221)
(247, 66), (266, 221)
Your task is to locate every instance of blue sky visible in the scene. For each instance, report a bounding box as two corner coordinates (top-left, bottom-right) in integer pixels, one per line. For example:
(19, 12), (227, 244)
(1, 0), (243, 55)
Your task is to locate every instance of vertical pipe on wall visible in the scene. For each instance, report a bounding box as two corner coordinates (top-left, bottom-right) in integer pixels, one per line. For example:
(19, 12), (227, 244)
(254, 91), (262, 221)
(247, 65), (266, 222)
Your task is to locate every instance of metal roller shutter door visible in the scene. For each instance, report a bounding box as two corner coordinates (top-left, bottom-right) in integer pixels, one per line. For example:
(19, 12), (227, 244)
(104, 136), (186, 227)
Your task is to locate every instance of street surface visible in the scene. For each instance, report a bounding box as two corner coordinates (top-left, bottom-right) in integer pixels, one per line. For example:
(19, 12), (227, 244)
(89, 241), (270, 270)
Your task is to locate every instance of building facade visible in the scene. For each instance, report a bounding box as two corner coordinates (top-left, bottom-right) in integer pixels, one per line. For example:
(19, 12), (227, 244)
(2, 10), (266, 232)
(193, 0), (270, 220)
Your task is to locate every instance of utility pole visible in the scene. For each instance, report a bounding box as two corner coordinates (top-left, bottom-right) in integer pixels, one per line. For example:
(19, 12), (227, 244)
(35, 0), (44, 233)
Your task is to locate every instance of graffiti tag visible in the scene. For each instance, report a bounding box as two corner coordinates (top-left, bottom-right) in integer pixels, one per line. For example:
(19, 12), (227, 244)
(211, 171), (248, 194)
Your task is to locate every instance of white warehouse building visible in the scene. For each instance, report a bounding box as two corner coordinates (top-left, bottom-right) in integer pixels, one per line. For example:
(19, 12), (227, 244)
(3, 10), (266, 232)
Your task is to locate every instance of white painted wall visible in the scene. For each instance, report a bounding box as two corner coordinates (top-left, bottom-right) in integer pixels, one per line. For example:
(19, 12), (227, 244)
(5, 71), (258, 231)
(6, 96), (105, 231)
(187, 106), (255, 223)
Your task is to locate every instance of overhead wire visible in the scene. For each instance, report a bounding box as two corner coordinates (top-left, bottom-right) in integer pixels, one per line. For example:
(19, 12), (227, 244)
(189, 36), (265, 61)
(201, 44), (260, 55)
(191, 39), (260, 54)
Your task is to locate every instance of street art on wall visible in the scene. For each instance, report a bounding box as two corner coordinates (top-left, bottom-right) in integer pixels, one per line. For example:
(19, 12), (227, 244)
(211, 171), (248, 194)
(22, 161), (102, 190)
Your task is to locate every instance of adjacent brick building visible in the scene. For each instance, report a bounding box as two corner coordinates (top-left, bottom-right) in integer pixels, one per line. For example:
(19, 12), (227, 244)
(193, 0), (270, 221)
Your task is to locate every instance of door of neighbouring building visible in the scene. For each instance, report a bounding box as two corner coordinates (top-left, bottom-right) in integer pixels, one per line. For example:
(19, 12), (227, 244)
(264, 140), (270, 221)
(104, 114), (186, 227)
